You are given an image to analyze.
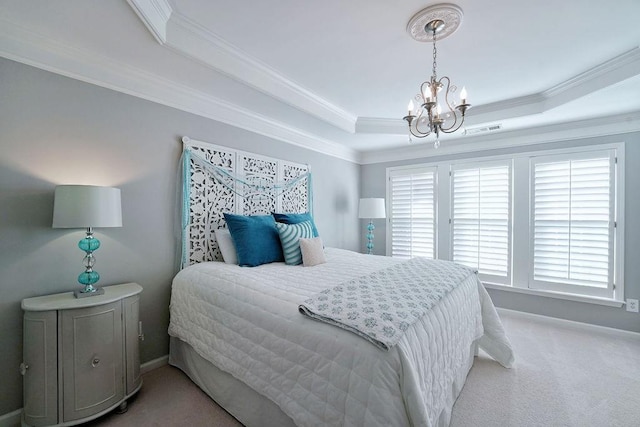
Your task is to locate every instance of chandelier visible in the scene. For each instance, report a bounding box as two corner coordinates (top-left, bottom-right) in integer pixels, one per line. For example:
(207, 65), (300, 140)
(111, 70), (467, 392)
(403, 4), (470, 148)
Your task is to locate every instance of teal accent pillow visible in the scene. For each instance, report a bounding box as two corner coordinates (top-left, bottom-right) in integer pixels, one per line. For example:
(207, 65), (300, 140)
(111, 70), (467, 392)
(223, 213), (284, 267)
(275, 220), (314, 265)
(272, 212), (319, 237)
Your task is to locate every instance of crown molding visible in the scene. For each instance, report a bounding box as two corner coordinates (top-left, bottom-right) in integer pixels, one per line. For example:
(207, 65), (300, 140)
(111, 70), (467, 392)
(126, 0), (357, 134)
(359, 110), (640, 164)
(543, 47), (640, 110)
(464, 93), (546, 126)
(125, 0), (172, 44)
(0, 18), (360, 164)
(356, 117), (406, 134)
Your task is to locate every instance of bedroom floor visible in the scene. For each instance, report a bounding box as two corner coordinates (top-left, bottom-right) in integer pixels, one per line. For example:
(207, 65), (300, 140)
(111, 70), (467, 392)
(86, 310), (640, 427)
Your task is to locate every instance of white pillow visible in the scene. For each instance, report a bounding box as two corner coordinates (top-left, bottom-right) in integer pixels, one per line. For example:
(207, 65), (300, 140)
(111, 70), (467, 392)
(214, 228), (238, 264)
(299, 237), (326, 267)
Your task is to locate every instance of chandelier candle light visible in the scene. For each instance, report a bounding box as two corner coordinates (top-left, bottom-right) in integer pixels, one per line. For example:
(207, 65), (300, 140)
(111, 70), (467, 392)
(403, 4), (470, 148)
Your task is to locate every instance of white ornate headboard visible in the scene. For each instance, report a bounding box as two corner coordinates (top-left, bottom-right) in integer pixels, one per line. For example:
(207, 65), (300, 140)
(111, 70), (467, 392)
(180, 137), (311, 267)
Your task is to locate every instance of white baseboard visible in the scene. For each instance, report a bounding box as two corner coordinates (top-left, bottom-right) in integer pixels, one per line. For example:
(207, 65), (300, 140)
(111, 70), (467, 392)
(497, 307), (640, 339)
(141, 354), (169, 374)
(0, 355), (170, 427)
(0, 409), (21, 427)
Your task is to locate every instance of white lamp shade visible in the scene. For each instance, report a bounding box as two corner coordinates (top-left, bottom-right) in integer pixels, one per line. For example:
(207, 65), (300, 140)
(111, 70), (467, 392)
(358, 198), (386, 219)
(52, 185), (122, 228)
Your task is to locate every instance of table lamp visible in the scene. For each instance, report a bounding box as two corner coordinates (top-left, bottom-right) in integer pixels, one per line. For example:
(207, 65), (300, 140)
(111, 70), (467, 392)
(358, 198), (386, 255)
(52, 185), (122, 297)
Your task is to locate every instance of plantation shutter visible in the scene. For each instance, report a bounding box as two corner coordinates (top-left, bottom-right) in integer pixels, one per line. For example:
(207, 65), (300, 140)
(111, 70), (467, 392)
(451, 162), (511, 284)
(388, 168), (436, 259)
(531, 150), (614, 290)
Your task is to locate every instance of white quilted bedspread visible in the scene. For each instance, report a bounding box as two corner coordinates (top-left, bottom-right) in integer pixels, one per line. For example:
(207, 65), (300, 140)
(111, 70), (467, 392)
(168, 248), (514, 427)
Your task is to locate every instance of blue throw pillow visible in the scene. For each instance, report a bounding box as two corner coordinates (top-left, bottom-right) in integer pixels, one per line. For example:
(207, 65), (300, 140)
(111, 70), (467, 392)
(275, 221), (314, 265)
(272, 212), (319, 237)
(223, 213), (284, 267)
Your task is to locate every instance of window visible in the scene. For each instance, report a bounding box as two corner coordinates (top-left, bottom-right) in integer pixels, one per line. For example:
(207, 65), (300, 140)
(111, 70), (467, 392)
(529, 150), (616, 298)
(387, 167), (436, 259)
(451, 161), (511, 285)
(386, 143), (624, 304)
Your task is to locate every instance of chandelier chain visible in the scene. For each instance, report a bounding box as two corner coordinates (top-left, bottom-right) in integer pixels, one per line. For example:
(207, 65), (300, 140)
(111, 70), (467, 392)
(432, 30), (437, 79)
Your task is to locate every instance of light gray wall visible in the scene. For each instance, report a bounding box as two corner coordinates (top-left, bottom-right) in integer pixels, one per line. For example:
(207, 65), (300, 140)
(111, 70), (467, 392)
(0, 58), (360, 415)
(361, 136), (640, 333)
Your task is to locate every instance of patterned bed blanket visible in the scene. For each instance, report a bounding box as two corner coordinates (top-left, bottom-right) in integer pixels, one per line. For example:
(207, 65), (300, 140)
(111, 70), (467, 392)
(299, 257), (476, 350)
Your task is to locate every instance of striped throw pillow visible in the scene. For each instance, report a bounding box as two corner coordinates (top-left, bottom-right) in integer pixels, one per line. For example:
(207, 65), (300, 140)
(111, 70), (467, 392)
(275, 220), (314, 265)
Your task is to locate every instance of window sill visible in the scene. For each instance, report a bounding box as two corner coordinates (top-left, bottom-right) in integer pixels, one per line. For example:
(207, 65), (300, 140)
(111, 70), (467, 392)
(482, 283), (624, 308)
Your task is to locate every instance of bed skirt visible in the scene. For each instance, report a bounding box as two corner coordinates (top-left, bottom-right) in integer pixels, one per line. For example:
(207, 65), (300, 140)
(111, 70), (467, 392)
(169, 336), (297, 427)
(169, 335), (478, 426)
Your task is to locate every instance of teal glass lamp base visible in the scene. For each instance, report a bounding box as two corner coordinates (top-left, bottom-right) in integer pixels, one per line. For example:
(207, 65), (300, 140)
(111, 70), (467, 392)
(366, 220), (375, 255)
(74, 227), (104, 298)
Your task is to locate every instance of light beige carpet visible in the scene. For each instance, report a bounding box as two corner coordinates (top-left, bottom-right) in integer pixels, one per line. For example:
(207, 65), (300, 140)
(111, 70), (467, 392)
(450, 311), (640, 426)
(85, 365), (242, 427)
(88, 310), (640, 427)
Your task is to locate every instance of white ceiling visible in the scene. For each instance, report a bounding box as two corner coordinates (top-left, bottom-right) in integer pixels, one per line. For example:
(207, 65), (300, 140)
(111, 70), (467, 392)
(1, 0), (640, 163)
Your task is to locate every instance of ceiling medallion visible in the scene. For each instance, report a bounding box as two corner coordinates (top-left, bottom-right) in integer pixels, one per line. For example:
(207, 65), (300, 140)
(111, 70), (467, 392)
(406, 4), (463, 43)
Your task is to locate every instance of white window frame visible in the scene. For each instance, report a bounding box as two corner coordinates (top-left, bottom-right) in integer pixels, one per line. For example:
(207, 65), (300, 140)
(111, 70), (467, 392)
(384, 142), (625, 306)
(528, 149), (617, 299)
(386, 166), (438, 259)
(450, 159), (512, 286)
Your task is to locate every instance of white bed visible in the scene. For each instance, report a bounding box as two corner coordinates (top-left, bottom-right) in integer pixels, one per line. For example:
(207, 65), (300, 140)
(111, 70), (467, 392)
(171, 140), (514, 426)
(168, 247), (514, 427)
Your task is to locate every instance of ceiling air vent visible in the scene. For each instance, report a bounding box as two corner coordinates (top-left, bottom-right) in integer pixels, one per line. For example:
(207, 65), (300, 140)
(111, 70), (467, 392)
(465, 124), (502, 135)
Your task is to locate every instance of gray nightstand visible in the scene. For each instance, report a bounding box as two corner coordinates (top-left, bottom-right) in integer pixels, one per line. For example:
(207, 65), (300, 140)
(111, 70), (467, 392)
(21, 283), (143, 427)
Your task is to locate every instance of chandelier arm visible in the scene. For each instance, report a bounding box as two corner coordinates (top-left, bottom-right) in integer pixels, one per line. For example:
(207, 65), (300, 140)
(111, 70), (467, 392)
(437, 76), (465, 132)
(403, 110), (433, 139)
(408, 127), (431, 139)
(439, 109), (461, 133)
(413, 109), (434, 137)
(439, 106), (463, 132)
(441, 76), (458, 112)
(439, 119), (466, 134)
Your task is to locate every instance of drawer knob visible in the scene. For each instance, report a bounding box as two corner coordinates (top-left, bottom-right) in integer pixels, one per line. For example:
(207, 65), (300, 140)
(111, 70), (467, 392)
(92, 358), (100, 367)
(19, 363), (29, 375)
